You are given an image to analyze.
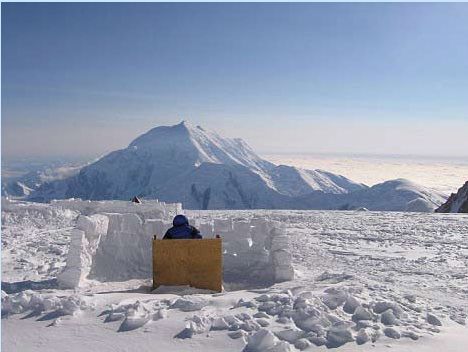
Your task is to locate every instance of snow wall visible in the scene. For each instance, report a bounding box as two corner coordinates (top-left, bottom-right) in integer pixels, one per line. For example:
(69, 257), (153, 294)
(51, 199), (182, 219)
(58, 205), (293, 289)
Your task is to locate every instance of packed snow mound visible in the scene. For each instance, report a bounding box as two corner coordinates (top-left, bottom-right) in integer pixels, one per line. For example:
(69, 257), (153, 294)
(436, 181), (468, 213)
(27, 122), (367, 208)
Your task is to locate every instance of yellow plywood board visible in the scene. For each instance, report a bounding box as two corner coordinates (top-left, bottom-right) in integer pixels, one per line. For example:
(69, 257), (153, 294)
(152, 238), (223, 292)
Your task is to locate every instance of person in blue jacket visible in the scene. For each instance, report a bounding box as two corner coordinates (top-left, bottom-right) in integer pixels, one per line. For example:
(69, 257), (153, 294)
(163, 215), (202, 239)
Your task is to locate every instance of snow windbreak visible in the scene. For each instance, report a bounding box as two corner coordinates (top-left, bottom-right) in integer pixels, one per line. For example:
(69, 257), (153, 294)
(163, 215), (202, 239)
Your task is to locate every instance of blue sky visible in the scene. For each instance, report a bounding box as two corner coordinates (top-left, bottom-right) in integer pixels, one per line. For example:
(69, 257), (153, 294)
(2, 3), (468, 158)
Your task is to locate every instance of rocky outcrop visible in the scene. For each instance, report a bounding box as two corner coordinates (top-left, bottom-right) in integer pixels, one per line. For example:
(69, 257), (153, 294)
(436, 181), (468, 213)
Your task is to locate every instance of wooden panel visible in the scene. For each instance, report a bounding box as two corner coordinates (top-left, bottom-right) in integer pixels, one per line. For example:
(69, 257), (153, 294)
(152, 238), (222, 292)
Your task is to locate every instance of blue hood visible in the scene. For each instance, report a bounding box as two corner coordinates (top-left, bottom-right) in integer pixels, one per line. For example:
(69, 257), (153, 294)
(173, 214), (189, 227)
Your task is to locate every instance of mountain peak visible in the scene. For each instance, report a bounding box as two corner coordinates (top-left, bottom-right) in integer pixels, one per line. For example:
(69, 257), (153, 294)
(126, 121), (272, 172)
(176, 120), (206, 133)
(129, 122), (191, 148)
(176, 119), (190, 128)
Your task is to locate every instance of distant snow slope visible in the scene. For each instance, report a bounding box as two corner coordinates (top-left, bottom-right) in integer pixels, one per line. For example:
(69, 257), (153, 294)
(342, 179), (446, 212)
(292, 179), (446, 212)
(268, 165), (365, 197)
(28, 121), (444, 211)
(436, 181), (468, 213)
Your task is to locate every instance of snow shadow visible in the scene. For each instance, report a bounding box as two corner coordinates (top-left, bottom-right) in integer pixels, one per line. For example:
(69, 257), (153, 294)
(174, 328), (194, 339)
(1, 278), (58, 294)
(94, 284), (153, 296)
(222, 277), (275, 292)
(117, 316), (150, 332)
(36, 309), (68, 322)
(11, 308), (67, 323)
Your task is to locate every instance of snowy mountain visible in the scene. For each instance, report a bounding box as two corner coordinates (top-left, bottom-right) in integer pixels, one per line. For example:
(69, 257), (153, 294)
(29, 122), (363, 208)
(28, 121), (445, 211)
(436, 181), (468, 213)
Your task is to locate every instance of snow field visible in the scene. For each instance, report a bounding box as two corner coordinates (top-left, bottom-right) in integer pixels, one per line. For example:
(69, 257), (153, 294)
(2, 202), (468, 352)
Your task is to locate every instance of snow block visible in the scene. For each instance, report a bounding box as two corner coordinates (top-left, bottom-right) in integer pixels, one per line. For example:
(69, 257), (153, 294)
(58, 214), (110, 288)
(232, 221), (252, 238)
(77, 214), (109, 249)
(144, 219), (171, 239)
(58, 229), (89, 288)
(90, 213), (151, 281)
(274, 265), (295, 282)
(218, 218), (293, 285)
(214, 219), (233, 233)
(199, 223), (214, 238)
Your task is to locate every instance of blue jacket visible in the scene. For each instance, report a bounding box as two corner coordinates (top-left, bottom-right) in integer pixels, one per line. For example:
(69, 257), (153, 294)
(163, 215), (202, 240)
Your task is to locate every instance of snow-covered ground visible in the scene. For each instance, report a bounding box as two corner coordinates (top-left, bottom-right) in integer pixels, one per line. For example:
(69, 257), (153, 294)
(2, 203), (468, 352)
